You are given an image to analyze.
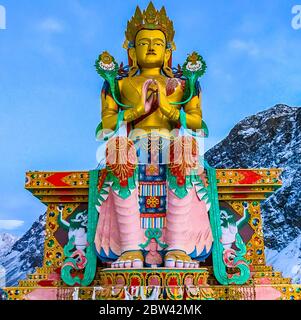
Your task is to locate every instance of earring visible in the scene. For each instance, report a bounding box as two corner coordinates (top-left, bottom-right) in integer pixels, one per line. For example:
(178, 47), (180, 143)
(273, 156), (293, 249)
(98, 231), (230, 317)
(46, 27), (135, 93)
(129, 55), (139, 77)
(163, 58), (174, 78)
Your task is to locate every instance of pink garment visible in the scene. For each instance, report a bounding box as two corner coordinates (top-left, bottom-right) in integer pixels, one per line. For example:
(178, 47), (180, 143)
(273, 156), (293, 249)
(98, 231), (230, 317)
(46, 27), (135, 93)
(94, 184), (212, 259)
(165, 187), (213, 256)
(95, 188), (144, 256)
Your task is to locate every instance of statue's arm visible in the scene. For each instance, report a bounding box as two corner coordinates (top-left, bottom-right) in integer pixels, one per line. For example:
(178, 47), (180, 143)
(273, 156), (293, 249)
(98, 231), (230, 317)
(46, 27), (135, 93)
(184, 91), (203, 130)
(101, 80), (144, 130)
(101, 89), (119, 130)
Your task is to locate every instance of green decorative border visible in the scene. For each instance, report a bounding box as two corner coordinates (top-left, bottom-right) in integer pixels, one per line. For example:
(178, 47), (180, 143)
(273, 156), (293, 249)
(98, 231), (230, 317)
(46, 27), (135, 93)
(61, 170), (100, 286)
(81, 169), (100, 286)
(205, 162), (251, 285)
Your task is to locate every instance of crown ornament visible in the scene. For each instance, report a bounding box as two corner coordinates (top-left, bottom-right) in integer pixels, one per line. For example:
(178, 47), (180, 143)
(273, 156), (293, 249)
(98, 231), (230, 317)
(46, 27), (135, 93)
(123, 1), (176, 50)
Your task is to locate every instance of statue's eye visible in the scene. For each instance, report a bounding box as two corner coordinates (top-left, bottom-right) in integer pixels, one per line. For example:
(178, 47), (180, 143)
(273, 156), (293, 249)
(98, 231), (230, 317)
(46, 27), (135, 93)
(138, 42), (147, 46)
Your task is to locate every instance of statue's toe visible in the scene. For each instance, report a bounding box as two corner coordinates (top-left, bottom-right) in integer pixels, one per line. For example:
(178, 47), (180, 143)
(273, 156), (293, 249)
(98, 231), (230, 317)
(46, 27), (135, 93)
(189, 261), (199, 268)
(165, 258), (176, 268)
(111, 250), (144, 269)
(175, 260), (184, 268)
(132, 259), (143, 268)
(124, 260), (132, 268)
(164, 250), (192, 268)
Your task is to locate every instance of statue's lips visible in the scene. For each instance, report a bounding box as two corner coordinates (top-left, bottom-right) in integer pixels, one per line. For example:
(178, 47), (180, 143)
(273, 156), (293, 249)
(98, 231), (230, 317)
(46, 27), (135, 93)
(146, 53), (157, 56)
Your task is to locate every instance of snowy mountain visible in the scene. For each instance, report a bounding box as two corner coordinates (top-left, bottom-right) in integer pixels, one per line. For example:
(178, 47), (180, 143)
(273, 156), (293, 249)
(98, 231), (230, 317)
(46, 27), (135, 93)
(0, 214), (45, 287)
(0, 233), (18, 257)
(265, 235), (301, 284)
(206, 104), (301, 283)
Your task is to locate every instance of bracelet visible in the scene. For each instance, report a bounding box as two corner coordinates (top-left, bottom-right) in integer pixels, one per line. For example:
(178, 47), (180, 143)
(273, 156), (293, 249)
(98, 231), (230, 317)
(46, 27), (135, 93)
(124, 109), (137, 122)
(168, 107), (180, 121)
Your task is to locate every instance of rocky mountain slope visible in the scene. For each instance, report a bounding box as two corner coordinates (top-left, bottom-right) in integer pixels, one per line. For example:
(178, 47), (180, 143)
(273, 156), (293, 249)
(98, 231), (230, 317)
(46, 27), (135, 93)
(0, 214), (45, 287)
(206, 104), (301, 283)
(265, 235), (301, 283)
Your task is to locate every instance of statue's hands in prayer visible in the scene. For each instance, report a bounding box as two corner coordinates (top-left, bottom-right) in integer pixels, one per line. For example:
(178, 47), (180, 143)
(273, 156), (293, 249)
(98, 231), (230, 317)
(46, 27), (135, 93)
(141, 79), (156, 114)
(156, 80), (180, 121)
(124, 79), (156, 122)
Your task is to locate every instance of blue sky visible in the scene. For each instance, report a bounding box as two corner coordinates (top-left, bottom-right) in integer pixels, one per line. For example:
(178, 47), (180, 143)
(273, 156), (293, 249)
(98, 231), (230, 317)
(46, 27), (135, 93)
(0, 0), (300, 236)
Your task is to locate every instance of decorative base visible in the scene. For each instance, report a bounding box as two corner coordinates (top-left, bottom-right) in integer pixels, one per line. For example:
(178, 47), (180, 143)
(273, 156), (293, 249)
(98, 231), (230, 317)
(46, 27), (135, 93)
(99, 267), (209, 287)
(14, 169), (292, 300)
(2, 266), (300, 300)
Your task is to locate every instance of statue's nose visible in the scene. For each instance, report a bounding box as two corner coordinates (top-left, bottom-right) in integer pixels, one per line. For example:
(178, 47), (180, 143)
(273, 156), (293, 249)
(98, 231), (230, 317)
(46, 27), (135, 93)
(148, 42), (155, 52)
(147, 48), (155, 55)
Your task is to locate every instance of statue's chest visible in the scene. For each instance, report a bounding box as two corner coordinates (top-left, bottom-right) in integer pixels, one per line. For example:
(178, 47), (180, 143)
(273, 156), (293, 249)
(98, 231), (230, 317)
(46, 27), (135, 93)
(120, 78), (147, 105)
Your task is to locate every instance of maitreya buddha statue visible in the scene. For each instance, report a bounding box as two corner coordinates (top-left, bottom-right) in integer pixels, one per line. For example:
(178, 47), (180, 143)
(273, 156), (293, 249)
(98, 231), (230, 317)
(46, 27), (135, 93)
(93, 2), (213, 269)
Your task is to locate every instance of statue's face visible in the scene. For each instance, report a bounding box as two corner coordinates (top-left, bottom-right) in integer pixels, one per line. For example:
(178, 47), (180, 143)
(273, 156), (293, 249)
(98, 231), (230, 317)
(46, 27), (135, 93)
(134, 29), (168, 68)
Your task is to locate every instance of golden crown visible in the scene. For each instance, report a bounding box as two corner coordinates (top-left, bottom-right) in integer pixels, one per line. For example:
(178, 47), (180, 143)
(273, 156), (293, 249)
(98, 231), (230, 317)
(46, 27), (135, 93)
(123, 2), (176, 50)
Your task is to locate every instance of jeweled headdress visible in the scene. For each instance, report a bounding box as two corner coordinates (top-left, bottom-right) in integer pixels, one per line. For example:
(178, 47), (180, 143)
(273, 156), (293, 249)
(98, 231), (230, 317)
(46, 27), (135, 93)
(123, 1), (176, 50)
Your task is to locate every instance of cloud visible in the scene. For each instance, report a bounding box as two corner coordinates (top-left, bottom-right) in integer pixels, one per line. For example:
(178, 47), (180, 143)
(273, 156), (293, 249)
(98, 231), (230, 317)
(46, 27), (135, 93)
(39, 18), (64, 33)
(0, 220), (24, 230)
(229, 39), (260, 56)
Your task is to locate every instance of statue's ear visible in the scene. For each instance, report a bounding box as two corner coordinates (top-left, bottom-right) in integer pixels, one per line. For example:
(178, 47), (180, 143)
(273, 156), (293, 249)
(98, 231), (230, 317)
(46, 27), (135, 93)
(128, 48), (138, 77)
(164, 49), (172, 64)
(128, 48), (137, 66)
(163, 49), (174, 78)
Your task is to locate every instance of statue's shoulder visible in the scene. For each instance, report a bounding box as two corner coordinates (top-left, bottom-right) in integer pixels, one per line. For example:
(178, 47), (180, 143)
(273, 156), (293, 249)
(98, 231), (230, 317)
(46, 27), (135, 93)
(117, 75), (147, 90)
(101, 77), (126, 97)
(117, 76), (132, 93)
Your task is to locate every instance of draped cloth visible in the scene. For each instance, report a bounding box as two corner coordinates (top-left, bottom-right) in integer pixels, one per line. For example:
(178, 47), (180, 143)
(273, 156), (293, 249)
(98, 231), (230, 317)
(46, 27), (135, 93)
(94, 178), (212, 261)
(94, 135), (213, 262)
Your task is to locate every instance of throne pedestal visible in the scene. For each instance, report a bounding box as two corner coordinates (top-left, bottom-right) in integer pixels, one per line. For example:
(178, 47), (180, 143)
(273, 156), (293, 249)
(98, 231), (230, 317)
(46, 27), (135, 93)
(2, 168), (300, 300)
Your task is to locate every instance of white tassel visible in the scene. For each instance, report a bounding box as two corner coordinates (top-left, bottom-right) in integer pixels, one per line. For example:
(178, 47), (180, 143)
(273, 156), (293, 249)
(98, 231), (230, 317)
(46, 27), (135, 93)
(92, 286), (103, 300)
(72, 287), (79, 300)
(124, 287), (133, 300)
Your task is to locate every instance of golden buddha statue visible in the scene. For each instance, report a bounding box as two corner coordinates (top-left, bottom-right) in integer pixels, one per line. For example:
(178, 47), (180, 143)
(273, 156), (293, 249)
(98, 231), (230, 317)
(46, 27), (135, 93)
(94, 2), (212, 269)
(101, 4), (203, 136)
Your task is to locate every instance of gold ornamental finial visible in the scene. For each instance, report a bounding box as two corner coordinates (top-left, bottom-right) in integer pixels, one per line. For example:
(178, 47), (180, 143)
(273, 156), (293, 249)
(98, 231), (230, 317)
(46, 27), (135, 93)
(123, 1), (176, 50)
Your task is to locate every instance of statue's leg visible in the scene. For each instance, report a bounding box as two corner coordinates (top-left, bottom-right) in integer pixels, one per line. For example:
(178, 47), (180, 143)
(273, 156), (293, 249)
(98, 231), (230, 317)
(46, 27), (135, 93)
(165, 188), (199, 268)
(105, 136), (144, 268)
(165, 136), (202, 268)
(111, 189), (144, 268)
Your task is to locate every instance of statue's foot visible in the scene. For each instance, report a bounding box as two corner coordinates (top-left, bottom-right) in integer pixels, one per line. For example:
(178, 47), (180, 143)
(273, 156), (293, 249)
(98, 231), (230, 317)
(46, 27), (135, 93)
(111, 251), (144, 269)
(164, 250), (199, 268)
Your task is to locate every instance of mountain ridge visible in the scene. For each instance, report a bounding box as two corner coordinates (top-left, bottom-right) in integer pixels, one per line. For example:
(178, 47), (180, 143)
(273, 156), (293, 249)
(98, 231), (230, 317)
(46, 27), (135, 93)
(206, 103), (301, 283)
(0, 214), (45, 287)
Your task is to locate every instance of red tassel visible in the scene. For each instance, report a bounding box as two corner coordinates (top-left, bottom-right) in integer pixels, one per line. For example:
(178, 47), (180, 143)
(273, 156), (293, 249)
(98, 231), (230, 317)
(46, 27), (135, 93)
(168, 52), (172, 68)
(128, 50), (133, 66)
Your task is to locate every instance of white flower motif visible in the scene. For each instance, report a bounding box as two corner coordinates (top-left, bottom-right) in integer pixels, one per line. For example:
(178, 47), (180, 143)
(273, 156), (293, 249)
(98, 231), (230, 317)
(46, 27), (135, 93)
(186, 61), (202, 72)
(99, 61), (115, 71)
